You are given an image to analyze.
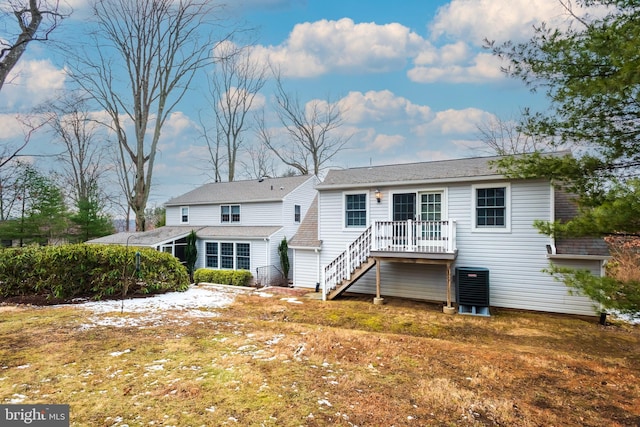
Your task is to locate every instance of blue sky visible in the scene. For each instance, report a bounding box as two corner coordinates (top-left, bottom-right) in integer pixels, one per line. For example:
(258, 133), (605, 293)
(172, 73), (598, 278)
(1, 0), (593, 210)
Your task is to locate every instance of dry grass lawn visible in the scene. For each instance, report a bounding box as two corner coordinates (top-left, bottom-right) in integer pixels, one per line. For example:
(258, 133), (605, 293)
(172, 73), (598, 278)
(1, 291), (639, 426)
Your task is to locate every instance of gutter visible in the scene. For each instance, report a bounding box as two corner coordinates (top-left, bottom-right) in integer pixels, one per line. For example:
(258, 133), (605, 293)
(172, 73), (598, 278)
(314, 174), (526, 191)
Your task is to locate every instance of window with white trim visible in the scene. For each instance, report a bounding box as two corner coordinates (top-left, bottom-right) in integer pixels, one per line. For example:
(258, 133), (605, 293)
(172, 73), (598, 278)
(220, 242), (234, 268)
(345, 193), (367, 228)
(180, 206), (189, 223)
(294, 204), (301, 223)
(236, 243), (250, 270)
(473, 184), (511, 232)
(221, 205), (240, 223)
(205, 242), (251, 270)
(205, 242), (218, 268)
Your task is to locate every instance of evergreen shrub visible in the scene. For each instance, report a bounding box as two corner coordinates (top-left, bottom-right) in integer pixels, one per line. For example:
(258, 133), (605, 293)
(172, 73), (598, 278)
(193, 268), (253, 287)
(0, 244), (189, 300)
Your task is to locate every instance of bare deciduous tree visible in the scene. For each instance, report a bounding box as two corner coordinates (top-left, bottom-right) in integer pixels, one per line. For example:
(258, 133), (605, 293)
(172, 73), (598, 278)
(260, 71), (350, 176)
(242, 137), (277, 180)
(41, 92), (109, 206)
(198, 110), (224, 183)
(207, 41), (266, 181)
(0, 0), (67, 93)
(69, 0), (231, 231)
(476, 113), (558, 156)
(0, 115), (47, 170)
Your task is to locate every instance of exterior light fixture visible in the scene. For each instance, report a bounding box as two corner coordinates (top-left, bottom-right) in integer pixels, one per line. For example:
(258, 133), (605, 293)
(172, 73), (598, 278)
(375, 189), (382, 203)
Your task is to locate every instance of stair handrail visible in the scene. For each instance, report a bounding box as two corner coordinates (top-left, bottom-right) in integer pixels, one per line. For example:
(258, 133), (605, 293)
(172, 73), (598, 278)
(323, 225), (372, 300)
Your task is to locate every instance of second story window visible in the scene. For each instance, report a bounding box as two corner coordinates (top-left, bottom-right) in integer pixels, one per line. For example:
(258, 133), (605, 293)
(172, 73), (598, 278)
(294, 204), (301, 223)
(181, 207), (189, 223)
(221, 205), (240, 223)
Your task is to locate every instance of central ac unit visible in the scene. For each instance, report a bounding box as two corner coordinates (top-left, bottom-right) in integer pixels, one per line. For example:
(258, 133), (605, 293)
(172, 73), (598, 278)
(456, 267), (490, 316)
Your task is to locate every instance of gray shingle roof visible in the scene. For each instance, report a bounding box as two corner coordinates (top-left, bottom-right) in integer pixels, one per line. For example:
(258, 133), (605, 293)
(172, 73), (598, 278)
(87, 225), (283, 246)
(196, 226), (282, 239)
(87, 226), (200, 246)
(165, 175), (314, 206)
(553, 187), (609, 257)
(316, 155), (504, 189)
(288, 196), (320, 248)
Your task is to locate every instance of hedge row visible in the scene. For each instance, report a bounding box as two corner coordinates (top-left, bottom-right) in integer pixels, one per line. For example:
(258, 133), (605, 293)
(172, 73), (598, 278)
(0, 244), (190, 300)
(193, 268), (253, 287)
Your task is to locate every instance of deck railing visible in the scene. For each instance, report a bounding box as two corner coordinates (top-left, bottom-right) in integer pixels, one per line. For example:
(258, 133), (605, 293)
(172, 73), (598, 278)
(373, 219), (456, 253)
(322, 220), (456, 299)
(323, 225), (372, 299)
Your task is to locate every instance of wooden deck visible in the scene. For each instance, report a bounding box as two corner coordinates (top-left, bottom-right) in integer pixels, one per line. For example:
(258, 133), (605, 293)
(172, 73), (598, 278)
(323, 220), (458, 312)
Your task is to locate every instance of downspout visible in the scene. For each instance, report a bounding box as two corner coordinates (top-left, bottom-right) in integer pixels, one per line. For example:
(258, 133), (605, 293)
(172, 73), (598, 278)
(315, 248), (320, 293)
(549, 182), (557, 255)
(264, 238), (270, 284)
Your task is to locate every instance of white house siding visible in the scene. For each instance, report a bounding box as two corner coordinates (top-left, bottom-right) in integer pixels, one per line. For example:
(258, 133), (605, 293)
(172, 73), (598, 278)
(281, 176), (319, 240)
(318, 189), (373, 268)
(348, 263), (448, 302)
(167, 202), (284, 227)
(241, 201), (284, 226)
(318, 180), (598, 316)
(292, 249), (320, 288)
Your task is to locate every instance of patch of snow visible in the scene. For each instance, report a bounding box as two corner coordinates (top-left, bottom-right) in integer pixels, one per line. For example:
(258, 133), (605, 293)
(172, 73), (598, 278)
(110, 349), (131, 357)
(280, 297), (303, 304)
(256, 292), (274, 298)
(9, 394), (27, 403)
(611, 311), (640, 325)
(71, 284), (252, 329)
(317, 399), (332, 407)
(79, 284), (243, 314)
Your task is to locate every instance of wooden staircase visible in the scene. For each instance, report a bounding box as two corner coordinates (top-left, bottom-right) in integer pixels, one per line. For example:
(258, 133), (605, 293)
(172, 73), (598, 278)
(326, 257), (376, 300)
(323, 226), (374, 300)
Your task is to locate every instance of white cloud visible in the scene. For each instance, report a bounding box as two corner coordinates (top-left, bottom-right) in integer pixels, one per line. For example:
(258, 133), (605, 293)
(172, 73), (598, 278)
(429, 0), (608, 46)
(218, 87), (266, 113)
(163, 111), (197, 137)
(416, 108), (494, 136)
(408, 51), (503, 83)
(0, 59), (67, 110)
(371, 134), (405, 153)
(339, 90), (432, 125)
(253, 18), (428, 78)
(0, 114), (25, 139)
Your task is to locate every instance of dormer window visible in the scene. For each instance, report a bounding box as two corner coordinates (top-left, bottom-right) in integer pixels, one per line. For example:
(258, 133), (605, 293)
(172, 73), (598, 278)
(221, 205), (240, 223)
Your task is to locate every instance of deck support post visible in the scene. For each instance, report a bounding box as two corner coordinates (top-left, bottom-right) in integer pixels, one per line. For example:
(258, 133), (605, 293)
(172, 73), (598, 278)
(443, 261), (456, 314)
(373, 258), (384, 305)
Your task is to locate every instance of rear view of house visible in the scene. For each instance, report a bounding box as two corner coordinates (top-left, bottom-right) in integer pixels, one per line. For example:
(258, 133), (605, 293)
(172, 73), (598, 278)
(290, 154), (609, 316)
(90, 175), (318, 286)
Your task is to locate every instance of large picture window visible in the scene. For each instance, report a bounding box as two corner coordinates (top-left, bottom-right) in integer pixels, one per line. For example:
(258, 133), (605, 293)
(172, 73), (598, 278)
(345, 193), (367, 228)
(205, 242), (251, 270)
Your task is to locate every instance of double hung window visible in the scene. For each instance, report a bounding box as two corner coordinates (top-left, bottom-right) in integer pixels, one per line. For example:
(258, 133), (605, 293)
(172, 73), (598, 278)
(345, 193), (367, 227)
(221, 205), (240, 223)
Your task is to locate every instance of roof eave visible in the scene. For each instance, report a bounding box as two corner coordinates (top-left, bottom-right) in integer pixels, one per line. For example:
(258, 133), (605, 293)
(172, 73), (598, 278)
(165, 198), (285, 207)
(315, 174), (507, 191)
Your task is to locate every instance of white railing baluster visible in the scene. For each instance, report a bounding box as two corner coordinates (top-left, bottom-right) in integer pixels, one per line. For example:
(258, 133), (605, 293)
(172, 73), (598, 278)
(323, 220), (457, 295)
